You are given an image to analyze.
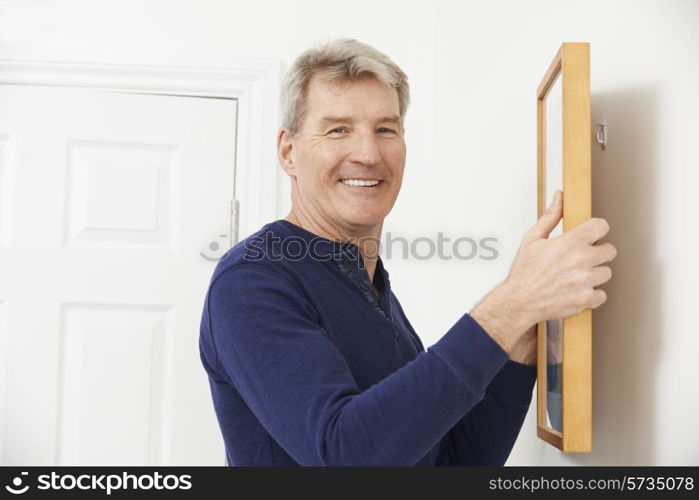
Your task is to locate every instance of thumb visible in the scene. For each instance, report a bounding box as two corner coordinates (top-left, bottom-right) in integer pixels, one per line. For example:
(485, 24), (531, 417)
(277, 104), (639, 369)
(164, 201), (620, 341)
(524, 190), (562, 242)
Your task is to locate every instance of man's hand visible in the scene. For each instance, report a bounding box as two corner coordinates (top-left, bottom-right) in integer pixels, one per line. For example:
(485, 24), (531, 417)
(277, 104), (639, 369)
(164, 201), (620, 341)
(470, 190), (617, 354)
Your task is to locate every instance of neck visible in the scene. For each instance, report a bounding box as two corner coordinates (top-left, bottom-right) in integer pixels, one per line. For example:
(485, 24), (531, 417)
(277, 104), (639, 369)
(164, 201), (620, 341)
(284, 208), (382, 282)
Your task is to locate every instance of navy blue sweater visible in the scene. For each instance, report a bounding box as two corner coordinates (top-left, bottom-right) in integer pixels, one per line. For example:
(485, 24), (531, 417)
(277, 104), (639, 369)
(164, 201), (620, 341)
(199, 219), (536, 466)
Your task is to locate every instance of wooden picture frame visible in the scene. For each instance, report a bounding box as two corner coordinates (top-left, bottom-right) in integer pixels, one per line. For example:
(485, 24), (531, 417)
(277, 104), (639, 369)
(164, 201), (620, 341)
(536, 42), (592, 452)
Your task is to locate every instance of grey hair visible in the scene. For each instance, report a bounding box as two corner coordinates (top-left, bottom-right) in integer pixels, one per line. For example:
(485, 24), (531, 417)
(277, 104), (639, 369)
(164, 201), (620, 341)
(280, 38), (410, 137)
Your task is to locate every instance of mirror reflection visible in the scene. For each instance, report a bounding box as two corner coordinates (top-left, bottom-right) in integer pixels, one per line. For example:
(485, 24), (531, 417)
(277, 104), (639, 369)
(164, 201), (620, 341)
(544, 72), (563, 433)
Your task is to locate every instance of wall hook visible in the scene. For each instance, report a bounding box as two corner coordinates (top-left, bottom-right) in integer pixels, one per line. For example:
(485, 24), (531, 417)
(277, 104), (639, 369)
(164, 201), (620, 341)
(595, 121), (607, 150)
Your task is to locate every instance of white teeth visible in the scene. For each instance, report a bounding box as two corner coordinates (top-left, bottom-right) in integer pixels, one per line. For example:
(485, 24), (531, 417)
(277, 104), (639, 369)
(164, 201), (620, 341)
(341, 179), (380, 187)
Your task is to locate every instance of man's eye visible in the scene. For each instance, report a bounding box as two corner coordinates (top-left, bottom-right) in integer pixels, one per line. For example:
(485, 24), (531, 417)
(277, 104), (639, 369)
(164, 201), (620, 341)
(329, 128), (347, 134)
(378, 128), (396, 134)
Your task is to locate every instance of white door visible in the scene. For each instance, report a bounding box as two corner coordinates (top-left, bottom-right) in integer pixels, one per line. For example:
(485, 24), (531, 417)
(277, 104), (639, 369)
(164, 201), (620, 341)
(0, 84), (237, 465)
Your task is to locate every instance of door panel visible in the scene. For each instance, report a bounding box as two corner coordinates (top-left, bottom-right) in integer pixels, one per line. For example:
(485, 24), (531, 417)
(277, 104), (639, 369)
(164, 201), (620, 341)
(0, 85), (236, 465)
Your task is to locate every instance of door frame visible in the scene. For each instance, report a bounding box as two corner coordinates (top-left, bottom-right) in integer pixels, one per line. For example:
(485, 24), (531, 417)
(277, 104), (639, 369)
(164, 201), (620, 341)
(0, 55), (281, 242)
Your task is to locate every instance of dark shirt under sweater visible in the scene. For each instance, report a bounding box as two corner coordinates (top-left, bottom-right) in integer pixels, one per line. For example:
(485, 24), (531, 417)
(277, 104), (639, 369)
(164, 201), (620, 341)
(199, 219), (536, 466)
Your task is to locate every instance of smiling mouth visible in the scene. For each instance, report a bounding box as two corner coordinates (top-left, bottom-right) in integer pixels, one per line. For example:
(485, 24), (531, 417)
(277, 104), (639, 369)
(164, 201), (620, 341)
(339, 179), (383, 188)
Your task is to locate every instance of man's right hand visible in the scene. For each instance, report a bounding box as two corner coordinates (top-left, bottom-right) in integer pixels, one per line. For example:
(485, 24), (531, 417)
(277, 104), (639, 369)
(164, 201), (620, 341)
(470, 190), (617, 354)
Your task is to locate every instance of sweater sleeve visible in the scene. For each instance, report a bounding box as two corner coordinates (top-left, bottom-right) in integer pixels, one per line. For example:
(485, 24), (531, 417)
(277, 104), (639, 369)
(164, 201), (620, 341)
(205, 261), (511, 466)
(436, 359), (536, 466)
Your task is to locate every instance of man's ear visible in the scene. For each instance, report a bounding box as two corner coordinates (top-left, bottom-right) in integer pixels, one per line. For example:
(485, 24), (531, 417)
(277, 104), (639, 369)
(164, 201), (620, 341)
(277, 127), (296, 178)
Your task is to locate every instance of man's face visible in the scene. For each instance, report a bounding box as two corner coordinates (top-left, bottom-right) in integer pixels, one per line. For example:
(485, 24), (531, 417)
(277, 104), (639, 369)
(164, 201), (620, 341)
(280, 75), (406, 233)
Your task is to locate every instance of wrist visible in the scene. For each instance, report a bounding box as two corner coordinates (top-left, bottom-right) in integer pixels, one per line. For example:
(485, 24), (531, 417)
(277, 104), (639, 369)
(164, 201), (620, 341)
(470, 281), (535, 354)
(508, 324), (537, 365)
(499, 279), (538, 331)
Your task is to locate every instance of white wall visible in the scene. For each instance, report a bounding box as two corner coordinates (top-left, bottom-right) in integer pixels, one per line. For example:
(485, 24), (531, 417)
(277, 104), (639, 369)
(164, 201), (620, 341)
(2, 0), (697, 465)
(432, 0), (699, 466)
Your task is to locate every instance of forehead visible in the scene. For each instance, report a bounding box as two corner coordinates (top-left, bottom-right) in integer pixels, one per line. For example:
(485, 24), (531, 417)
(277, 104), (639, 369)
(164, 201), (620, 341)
(304, 75), (400, 120)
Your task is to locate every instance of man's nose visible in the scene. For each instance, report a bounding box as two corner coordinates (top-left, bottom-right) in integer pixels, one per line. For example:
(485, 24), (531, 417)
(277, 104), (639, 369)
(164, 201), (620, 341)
(348, 132), (381, 166)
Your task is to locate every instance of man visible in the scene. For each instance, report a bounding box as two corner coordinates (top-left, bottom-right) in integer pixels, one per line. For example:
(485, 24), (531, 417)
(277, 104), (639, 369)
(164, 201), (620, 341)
(199, 38), (616, 466)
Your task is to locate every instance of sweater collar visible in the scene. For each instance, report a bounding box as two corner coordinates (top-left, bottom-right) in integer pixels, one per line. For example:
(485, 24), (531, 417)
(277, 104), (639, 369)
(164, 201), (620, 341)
(272, 219), (388, 277)
(273, 219), (366, 260)
(270, 219), (391, 299)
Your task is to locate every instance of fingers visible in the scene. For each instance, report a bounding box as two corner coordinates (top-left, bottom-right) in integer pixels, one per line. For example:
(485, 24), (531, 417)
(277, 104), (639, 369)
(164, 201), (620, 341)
(577, 289), (608, 313)
(589, 242), (618, 266)
(523, 190), (563, 243)
(570, 217), (610, 244)
(589, 266), (612, 287)
(589, 289), (607, 309)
